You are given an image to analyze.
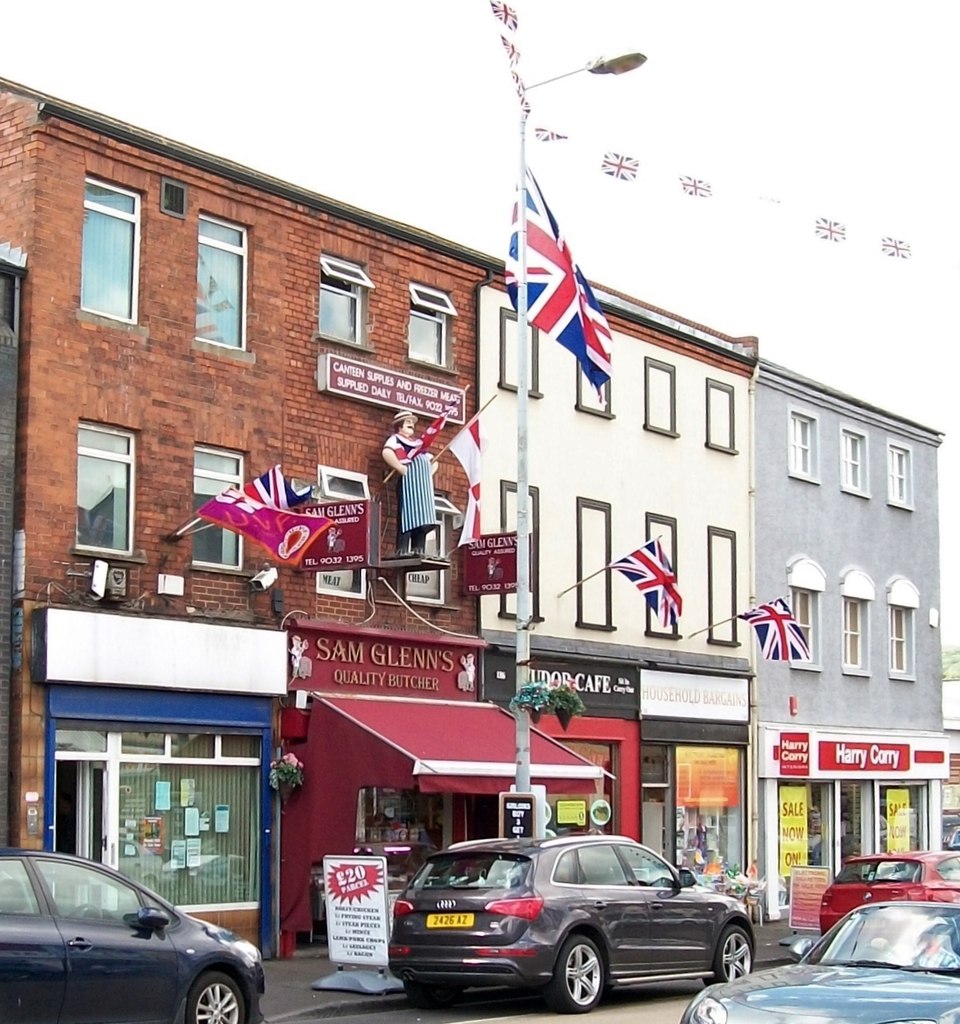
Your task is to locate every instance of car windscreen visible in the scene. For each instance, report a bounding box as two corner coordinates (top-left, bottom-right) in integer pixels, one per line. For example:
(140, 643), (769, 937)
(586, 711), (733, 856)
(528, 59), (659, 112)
(835, 860), (921, 884)
(410, 852), (531, 891)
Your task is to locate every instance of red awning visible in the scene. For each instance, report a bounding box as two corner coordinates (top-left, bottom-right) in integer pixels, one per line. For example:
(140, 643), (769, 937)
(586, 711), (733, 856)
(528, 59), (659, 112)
(316, 695), (607, 795)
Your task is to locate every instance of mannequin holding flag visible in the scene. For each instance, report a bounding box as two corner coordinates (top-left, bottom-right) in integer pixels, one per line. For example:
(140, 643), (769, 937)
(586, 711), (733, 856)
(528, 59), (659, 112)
(381, 409), (439, 556)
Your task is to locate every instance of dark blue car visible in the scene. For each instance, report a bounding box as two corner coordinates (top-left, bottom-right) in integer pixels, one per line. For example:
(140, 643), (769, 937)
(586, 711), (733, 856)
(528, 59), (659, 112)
(0, 848), (264, 1024)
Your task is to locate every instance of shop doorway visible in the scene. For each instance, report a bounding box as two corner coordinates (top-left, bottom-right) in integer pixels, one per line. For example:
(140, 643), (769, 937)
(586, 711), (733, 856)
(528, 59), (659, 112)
(54, 759), (105, 862)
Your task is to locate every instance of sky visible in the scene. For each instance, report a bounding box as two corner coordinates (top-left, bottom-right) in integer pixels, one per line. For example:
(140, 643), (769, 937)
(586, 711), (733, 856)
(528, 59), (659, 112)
(3, 0), (959, 640)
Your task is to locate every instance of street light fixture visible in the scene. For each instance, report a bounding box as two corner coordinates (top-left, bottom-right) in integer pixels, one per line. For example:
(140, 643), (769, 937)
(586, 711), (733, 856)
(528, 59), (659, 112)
(513, 51), (646, 810)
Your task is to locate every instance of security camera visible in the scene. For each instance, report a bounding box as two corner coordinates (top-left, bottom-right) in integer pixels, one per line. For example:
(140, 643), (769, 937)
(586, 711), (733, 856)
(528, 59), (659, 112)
(89, 559), (109, 600)
(250, 567), (279, 591)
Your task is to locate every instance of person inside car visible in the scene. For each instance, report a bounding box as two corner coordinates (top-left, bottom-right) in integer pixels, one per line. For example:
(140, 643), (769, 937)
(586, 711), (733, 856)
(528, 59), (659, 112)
(917, 921), (960, 968)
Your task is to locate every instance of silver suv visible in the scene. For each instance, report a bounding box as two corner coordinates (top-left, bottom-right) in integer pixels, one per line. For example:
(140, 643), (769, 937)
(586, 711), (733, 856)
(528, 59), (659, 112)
(389, 834), (754, 1013)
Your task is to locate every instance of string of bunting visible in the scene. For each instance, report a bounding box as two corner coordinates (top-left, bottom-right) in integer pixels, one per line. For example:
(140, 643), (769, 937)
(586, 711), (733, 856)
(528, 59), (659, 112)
(486, 0), (914, 260)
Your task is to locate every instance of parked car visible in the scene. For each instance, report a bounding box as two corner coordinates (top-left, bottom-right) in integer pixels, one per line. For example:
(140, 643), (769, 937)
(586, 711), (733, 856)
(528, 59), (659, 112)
(0, 848), (264, 1024)
(388, 834), (754, 1013)
(682, 902), (960, 1024)
(819, 850), (960, 932)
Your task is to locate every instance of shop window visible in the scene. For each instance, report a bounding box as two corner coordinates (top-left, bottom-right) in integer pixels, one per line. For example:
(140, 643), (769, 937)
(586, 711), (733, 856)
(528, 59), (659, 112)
(880, 783), (925, 853)
(675, 746), (743, 875)
(545, 741), (616, 840)
(76, 424), (134, 555)
(777, 781), (832, 907)
(57, 728), (261, 910)
(840, 781), (865, 859)
(357, 787), (444, 850)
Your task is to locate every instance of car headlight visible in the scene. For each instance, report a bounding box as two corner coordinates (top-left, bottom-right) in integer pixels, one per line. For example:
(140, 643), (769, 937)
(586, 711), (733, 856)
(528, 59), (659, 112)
(687, 995), (727, 1024)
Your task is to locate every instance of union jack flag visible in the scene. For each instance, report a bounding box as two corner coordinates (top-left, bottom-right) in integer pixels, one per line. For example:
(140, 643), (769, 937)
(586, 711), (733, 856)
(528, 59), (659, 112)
(611, 539), (682, 628)
(243, 465), (314, 510)
(511, 70), (530, 116)
(815, 218), (846, 242)
(534, 127), (568, 142)
(881, 237), (912, 259)
(680, 175), (712, 197)
(739, 597), (811, 661)
(500, 35), (520, 66)
(506, 171), (613, 396)
(489, 0), (518, 31)
(601, 152), (639, 181)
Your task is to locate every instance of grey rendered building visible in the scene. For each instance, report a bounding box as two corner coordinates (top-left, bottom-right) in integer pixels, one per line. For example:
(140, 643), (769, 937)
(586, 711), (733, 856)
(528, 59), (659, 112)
(753, 360), (945, 920)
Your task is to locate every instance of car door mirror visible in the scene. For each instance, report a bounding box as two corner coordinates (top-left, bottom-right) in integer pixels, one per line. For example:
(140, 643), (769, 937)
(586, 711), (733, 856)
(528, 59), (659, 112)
(137, 906), (171, 931)
(677, 868), (697, 889)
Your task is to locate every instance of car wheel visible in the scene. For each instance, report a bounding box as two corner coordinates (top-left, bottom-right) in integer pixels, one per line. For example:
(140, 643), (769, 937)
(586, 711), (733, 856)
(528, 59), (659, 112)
(544, 934), (604, 1014)
(186, 970), (244, 1024)
(401, 979), (460, 1009)
(709, 924), (753, 984)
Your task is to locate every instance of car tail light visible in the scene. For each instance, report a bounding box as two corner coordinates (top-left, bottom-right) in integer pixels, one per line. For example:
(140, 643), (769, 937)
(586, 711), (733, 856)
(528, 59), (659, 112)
(483, 897), (544, 920)
(393, 899), (415, 917)
(389, 945), (411, 956)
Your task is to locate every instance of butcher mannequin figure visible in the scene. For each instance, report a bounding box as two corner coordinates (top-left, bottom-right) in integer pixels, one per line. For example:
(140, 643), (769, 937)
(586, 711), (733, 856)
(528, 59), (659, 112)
(381, 410), (438, 556)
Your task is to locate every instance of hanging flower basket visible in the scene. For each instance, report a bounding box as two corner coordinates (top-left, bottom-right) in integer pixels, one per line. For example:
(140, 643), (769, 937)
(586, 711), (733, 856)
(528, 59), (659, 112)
(269, 752), (304, 796)
(547, 684), (585, 731)
(509, 681), (552, 717)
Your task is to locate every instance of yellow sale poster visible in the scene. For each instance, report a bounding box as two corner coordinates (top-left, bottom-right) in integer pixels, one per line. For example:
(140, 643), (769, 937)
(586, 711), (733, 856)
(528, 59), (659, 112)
(779, 785), (808, 876)
(886, 788), (910, 852)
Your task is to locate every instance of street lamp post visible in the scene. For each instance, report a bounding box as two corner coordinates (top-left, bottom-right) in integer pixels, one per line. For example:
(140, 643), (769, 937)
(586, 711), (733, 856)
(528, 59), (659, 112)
(513, 53), (647, 809)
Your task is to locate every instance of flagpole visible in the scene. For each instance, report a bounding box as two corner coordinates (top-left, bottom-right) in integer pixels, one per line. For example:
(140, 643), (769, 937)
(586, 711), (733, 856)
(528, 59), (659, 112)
(556, 563), (611, 600)
(509, 50), (647, 813)
(429, 393), (497, 466)
(685, 614), (740, 641)
(515, 106), (533, 797)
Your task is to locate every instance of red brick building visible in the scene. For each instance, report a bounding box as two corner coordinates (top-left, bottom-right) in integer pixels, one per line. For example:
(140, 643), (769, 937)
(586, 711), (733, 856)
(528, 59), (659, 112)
(0, 76), (507, 952)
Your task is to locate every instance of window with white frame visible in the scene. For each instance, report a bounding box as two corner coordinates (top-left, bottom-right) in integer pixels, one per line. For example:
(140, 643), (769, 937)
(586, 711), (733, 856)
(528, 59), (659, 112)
(841, 569), (874, 672)
(81, 180), (140, 322)
(315, 466), (370, 599)
(196, 216), (246, 349)
(404, 495), (460, 605)
(788, 411), (818, 480)
(888, 577), (919, 677)
(644, 358), (677, 435)
(887, 442), (913, 508)
(408, 284), (456, 366)
(192, 448), (242, 568)
(787, 557), (826, 666)
(76, 425), (134, 554)
(840, 427), (868, 495)
(319, 256), (373, 344)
